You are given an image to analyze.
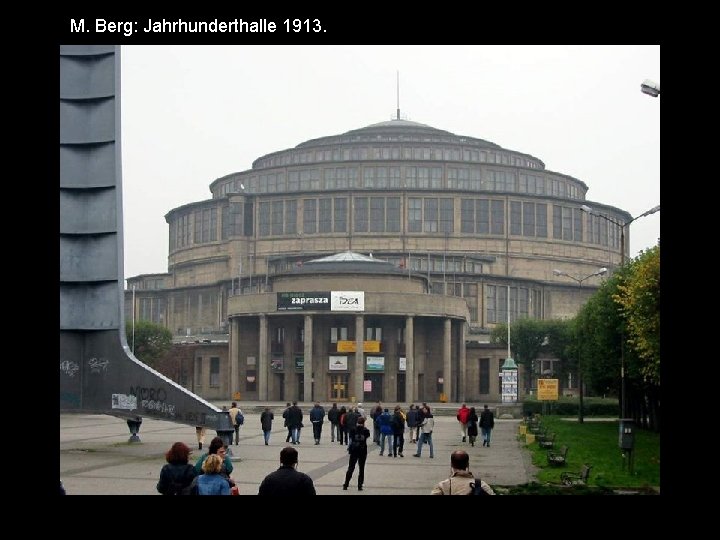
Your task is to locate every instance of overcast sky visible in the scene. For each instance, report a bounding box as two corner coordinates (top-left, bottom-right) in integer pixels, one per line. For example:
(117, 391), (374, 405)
(120, 45), (659, 281)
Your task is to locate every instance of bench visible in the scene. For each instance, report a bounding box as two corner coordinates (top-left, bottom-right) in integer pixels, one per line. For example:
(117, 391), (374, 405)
(528, 422), (544, 435)
(547, 445), (568, 466)
(561, 464), (592, 486)
(537, 432), (555, 449)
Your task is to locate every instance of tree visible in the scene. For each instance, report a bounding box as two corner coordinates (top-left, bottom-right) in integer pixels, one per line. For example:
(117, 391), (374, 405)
(613, 245), (660, 386)
(545, 319), (585, 422)
(491, 318), (548, 393)
(126, 320), (173, 368)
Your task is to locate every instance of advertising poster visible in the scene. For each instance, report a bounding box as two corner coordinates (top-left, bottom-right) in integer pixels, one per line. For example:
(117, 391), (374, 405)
(366, 356), (384, 371)
(329, 356), (348, 371)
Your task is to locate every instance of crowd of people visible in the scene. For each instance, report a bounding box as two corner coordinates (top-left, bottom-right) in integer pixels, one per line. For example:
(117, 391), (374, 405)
(156, 400), (497, 495)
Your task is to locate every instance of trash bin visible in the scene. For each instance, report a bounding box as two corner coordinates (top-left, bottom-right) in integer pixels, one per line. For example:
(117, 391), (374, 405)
(619, 419), (634, 450)
(127, 416), (142, 443)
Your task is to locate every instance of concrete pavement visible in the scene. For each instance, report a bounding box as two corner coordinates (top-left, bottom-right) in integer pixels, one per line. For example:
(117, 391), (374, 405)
(60, 404), (537, 495)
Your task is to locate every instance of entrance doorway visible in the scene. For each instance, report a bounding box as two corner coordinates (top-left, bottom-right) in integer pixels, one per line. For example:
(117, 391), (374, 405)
(364, 373), (383, 402)
(273, 373), (285, 402)
(329, 374), (349, 401)
(396, 373), (406, 402)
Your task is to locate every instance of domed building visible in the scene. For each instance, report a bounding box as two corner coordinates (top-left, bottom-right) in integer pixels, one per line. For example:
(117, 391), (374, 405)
(126, 118), (630, 404)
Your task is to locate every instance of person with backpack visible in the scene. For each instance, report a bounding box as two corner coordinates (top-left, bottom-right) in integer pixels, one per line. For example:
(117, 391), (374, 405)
(431, 450), (495, 495)
(229, 401), (244, 445)
(337, 406), (348, 445)
(157, 441), (197, 495)
(343, 416), (371, 491)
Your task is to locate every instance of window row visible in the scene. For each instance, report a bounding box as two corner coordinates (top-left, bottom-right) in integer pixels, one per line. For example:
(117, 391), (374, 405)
(216, 166), (583, 200)
(252, 145), (543, 170)
(171, 198), (622, 249)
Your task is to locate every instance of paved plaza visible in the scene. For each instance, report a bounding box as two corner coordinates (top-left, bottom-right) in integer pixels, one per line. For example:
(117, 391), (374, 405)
(60, 403), (537, 495)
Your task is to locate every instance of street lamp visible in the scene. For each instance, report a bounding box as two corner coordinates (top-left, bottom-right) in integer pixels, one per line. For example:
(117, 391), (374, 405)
(553, 267), (608, 286)
(641, 79), (660, 98)
(580, 204), (660, 266)
(580, 203), (660, 419)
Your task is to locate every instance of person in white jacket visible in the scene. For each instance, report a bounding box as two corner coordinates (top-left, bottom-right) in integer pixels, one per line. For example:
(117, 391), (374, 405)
(412, 406), (434, 458)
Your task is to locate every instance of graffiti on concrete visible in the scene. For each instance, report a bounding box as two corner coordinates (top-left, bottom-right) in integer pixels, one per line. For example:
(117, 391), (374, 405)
(60, 360), (80, 377)
(88, 357), (110, 374)
(112, 393), (137, 410)
(129, 386), (176, 417)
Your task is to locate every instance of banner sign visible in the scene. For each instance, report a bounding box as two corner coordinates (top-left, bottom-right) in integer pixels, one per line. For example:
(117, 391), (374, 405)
(294, 356), (304, 370)
(277, 292), (330, 311)
(337, 340), (380, 353)
(276, 291), (364, 312)
(330, 291), (365, 311)
(537, 378), (559, 401)
(329, 356), (348, 371)
(399, 357), (406, 371)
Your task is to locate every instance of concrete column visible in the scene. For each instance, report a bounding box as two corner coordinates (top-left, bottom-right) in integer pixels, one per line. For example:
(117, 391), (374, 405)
(458, 321), (467, 402)
(230, 318), (240, 397)
(405, 316), (414, 402)
(355, 315), (364, 402)
(202, 356), (211, 398)
(259, 315), (268, 400)
(443, 318), (452, 400)
(304, 314), (313, 402)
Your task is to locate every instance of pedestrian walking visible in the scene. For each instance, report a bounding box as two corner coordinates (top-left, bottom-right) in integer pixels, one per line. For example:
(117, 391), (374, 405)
(327, 402), (340, 442)
(456, 403), (470, 442)
(467, 407), (479, 447)
(309, 402), (326, 444)
(413, 406), (434, 458)
(261, 407), (274, 445)
(479, 405), (495, 447)
(229, 401), (243, 445)
(195, 426), (207, 450)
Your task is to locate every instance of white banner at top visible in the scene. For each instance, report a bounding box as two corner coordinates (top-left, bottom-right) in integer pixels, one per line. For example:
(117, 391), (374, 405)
(331, 291), (365, 311)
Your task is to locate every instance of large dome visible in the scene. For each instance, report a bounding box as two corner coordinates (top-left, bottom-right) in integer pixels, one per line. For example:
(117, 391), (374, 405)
(248, 117), (530, 172)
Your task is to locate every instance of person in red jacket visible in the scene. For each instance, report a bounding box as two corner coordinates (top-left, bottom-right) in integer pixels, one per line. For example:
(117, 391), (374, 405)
(456, 403), (471, 442)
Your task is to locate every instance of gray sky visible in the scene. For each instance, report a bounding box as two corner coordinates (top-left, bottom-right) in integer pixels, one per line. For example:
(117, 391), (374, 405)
(120, 45), (660, 281)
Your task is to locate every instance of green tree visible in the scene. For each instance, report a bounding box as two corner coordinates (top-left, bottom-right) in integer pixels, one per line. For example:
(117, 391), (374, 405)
(613, 245), (660, 386)
(545, 319), (585, 422)
(126, 320), (173, 368)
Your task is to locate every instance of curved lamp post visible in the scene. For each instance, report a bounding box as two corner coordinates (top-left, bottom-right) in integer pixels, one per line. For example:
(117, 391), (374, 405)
(580, 204), (660, 267)
(579, 203), (660, 419)
(552, 267), (607, 286)
(641, 79), (660, 98)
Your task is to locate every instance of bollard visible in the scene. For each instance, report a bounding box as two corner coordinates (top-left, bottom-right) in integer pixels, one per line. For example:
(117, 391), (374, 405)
(126, 416), (142, 443)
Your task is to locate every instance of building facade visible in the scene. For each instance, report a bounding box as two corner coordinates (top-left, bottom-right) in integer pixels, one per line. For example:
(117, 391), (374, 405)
(126, 118), (630, 402)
